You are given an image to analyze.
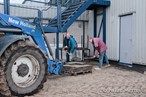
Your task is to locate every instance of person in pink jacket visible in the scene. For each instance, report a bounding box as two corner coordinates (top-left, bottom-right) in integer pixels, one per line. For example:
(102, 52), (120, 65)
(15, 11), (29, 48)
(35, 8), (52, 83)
(89, 37), (110, 70)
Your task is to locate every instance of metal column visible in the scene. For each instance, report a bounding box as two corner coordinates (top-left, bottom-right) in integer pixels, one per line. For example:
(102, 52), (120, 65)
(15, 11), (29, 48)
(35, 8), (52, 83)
(56, 0), (61, 59)
(38, 10), (42, 20)
(4, 0), (10, 15)
(103, 7), (106, 43)
(82, 21), (85, 60)
(93, 8), (97, 37)
(82, 21), (85, 48)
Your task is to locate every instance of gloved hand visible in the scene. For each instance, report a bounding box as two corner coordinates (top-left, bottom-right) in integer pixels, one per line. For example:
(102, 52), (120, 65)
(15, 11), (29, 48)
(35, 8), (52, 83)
(63, 46), (68, 50)
(92, 55), (96, 58)
(64, 46), (68, 48)
(69, 53), (72, 56)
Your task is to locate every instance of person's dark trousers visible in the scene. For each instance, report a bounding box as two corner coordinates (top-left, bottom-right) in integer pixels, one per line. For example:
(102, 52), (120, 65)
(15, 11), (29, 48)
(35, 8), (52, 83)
(66, 50), (70, 62)
(66, 53), (70, 62)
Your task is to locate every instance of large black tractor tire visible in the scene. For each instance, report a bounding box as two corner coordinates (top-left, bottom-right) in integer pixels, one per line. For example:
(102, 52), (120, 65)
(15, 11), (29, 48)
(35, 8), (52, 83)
(0, 41), (48, 97)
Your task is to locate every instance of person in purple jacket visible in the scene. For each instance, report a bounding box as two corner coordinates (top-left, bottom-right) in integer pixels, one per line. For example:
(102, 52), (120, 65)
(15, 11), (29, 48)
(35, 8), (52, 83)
(89, 37), (110, 70)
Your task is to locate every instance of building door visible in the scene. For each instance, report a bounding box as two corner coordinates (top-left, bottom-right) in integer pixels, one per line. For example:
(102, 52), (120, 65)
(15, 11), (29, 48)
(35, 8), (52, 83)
(120, 15), (133, 64)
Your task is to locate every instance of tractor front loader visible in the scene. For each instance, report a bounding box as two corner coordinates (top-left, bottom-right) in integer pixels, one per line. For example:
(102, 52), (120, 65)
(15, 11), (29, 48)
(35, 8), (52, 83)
(0, 13), (62, 97)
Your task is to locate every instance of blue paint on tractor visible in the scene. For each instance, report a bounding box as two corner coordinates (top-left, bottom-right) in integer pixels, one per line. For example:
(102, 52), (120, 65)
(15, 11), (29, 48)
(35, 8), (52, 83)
(48, 61), (63, 75)
(0, 13), (63, 75)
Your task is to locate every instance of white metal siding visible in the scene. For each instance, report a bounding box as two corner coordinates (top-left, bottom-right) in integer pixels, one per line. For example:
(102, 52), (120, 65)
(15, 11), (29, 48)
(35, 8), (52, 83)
(0, 3), (4, 13)
(106, 0), (146, 64)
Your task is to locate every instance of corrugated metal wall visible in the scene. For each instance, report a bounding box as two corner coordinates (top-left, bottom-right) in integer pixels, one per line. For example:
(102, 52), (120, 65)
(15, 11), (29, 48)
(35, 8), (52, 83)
(105, 0), (146, 65)
(0, 3), (4, 13)
(0, 3), (58, 18)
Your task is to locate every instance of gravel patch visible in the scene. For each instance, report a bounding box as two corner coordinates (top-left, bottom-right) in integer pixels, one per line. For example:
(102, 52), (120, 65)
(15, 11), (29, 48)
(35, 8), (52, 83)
(25, 63), (146, 97)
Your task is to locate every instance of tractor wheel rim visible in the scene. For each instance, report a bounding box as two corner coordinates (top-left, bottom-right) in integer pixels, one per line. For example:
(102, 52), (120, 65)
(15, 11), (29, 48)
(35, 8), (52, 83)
(12, 55), (40, 88)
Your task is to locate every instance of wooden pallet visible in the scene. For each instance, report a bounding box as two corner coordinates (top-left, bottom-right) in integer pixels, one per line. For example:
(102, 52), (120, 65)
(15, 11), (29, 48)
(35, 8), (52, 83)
(62, 64), (92, 76)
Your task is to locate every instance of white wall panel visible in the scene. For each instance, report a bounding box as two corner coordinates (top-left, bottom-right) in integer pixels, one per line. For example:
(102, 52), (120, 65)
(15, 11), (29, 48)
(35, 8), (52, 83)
(105, 0), (146, 64)
(0, 3), (4, 13)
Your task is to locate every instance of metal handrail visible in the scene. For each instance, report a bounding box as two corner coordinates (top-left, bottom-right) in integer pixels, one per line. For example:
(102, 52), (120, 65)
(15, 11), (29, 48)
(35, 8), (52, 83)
(49, 0), (68, 7)
(48, 0), (69, 24)
(48, 0), (86, 25)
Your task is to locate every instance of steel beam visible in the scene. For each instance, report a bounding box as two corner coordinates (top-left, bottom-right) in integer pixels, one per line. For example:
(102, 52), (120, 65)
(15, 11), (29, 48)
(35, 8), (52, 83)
(56, 0), (61, 59)
(4, 0), (10, 15)
(82, 21), (85, 48)
(103, 7), (106, 43)
(93, 7), (97, 37)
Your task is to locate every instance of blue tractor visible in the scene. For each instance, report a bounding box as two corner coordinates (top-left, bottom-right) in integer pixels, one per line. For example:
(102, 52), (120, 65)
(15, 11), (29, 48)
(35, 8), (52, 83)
(0, 12), (62, 96)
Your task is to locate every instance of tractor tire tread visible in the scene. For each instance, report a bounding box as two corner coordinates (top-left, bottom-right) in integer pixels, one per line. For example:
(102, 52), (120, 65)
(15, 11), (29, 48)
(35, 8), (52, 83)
(0, 40), (48, 97)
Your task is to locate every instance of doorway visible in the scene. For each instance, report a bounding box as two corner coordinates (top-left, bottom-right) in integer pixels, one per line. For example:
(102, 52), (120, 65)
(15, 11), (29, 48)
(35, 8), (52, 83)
(120, 14), (133, 64)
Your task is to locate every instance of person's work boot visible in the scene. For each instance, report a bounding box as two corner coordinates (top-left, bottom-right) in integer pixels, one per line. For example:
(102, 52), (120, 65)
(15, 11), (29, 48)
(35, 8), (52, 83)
(105, 64), (110, 67)
(94, 67), (101, 71)
(107, 64), (110, 66)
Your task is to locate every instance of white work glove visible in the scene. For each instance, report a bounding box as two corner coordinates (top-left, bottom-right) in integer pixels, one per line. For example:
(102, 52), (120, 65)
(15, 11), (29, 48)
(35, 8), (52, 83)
(69, 53), (72, 56)
(63, 46), (67, 49)
(64, 46), (68, 48)
(92, 55), (96, 58)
